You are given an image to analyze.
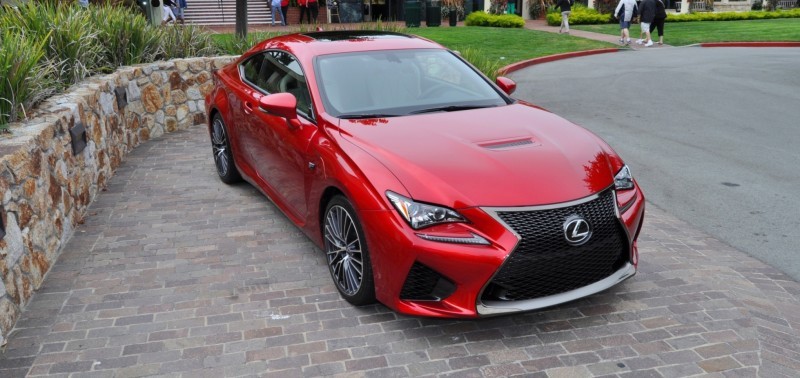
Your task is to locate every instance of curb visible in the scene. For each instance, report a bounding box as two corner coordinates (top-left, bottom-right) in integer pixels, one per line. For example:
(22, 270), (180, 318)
(700, 41), (800, 48)
(499, 48), (620, 75)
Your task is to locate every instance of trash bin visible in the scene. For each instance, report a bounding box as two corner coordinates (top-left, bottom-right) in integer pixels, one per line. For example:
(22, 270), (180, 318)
(405, 0), (421, 27)
(426, 0), (441, 27)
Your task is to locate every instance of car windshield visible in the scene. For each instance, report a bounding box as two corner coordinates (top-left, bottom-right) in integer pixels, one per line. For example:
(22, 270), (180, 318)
(314, 49), (508, 118)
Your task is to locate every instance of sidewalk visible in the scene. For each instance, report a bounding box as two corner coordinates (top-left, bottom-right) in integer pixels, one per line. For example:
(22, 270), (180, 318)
(1, 126), (799, 377)
(525, 19), (670, 49)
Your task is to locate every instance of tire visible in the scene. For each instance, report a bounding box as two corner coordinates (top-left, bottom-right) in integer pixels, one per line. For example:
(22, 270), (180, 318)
(209, 113), (242, 184)
(323, 195), (376, 305)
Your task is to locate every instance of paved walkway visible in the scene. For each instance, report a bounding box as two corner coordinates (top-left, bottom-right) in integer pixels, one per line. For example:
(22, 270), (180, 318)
(524, 19), (669, 49)
(1, 124), (800, 377)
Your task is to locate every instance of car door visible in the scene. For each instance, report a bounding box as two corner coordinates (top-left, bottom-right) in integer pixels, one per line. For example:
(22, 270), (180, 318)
(247, 50), (317, 224)
(233, 52), (269, 175)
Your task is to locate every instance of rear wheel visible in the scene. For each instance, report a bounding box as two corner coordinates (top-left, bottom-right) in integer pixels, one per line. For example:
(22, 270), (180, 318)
(323, 196), (376, 305)
(210, 113), (242, 184)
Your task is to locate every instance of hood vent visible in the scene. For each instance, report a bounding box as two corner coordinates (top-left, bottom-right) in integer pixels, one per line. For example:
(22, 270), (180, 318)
(479, 138), (537, 151)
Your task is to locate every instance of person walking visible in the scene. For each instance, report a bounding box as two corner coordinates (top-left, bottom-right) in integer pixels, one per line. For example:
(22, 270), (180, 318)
(637, 0), (656, 46)
(650, 0), (667, 45)
(161, 0), (178, 25)
(174, 0), (187, 24)
(271, 0), (285, 26)
(298, 0), (309, 23)
(281, 0), (290, 25)
(307, 0), (319, 23)
(556, 0), (573, 34)
(614, 0), (638, 45)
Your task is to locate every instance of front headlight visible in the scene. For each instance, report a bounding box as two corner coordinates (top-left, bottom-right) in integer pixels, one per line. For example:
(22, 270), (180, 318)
(386, 191), (465, 230)
(614, 165), (634, 190)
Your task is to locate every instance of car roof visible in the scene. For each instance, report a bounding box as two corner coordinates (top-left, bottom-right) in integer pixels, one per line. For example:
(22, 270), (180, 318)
(248, 31), (446, 59)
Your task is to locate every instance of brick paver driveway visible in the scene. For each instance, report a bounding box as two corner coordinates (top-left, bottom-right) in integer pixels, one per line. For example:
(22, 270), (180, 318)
(2, 126), (800, 377)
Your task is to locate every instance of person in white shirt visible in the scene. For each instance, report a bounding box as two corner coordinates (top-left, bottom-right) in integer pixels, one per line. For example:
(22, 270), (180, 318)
(614, 0), (638, 45)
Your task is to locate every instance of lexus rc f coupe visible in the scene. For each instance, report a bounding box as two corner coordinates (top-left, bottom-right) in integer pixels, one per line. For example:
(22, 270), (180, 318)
(205, 31), (645, 318)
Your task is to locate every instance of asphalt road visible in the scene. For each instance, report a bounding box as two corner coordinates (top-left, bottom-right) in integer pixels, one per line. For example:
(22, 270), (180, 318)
(508, 47), (800, 281)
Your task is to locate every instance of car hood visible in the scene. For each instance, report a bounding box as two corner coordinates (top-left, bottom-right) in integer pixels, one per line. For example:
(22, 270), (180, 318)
(338, 103), (617, 208)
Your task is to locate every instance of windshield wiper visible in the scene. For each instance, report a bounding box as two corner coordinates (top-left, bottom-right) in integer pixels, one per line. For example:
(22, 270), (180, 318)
(408, 105), (496, 115)
(339, 113), (401, 119)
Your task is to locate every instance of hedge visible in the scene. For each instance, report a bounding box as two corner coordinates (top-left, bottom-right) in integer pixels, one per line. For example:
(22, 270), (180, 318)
(546, 4), (612, 26)
(546, 6), (800, 26)
(465, 12), (526, 28)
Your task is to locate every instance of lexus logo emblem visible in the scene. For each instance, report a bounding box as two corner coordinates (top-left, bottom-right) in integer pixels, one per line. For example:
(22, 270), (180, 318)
(563, 215), (592, 246)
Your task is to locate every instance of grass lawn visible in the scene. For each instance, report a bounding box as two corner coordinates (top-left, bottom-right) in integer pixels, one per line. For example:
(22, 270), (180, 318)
(408, 27), (613, 63)
(572, 18), (800, 46)
(210, 26), (614, 64)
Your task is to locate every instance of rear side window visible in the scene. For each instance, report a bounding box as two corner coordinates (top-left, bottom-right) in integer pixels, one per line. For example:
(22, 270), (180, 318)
(239, 51), (313, 119)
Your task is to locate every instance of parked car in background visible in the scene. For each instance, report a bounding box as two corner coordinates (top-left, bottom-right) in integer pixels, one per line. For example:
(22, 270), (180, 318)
(205, 31), (645, 318)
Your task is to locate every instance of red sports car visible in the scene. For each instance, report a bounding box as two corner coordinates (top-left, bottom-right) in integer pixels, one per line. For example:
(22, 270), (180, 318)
(205, 31), (645, 318)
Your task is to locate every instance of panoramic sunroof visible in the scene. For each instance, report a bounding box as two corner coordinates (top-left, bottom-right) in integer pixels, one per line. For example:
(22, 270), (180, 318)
(301, 31), (412, 42)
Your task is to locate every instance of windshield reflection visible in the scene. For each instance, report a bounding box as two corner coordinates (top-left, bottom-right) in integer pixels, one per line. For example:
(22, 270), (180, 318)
(315, 49), (507, 118)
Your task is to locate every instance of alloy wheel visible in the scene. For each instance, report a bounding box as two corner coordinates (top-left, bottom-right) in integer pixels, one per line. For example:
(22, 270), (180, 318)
(324, 205), (364, 296)
(211, 117), (230, 177)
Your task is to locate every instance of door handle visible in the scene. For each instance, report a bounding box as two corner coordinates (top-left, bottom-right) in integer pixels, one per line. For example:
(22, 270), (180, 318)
(244, 101), (254, 114)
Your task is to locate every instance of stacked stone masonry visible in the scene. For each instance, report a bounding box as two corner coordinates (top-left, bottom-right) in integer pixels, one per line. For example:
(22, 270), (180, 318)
(0, 56), (237, 346)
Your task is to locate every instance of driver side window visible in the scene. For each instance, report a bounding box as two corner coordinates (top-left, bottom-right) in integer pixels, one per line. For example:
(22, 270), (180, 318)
(240, 51), (313, 120)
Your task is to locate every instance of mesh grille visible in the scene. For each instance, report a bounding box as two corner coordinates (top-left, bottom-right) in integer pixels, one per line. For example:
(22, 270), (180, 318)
(400, 263), (454, 301)
(482, 190), (628, 302)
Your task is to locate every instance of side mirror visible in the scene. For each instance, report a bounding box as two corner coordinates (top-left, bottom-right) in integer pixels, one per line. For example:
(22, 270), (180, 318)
(495, 76), (517, 95)
(259, 92), (298, 121)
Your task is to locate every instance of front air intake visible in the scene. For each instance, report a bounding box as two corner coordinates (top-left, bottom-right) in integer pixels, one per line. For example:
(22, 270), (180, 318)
(400, 262), (456, 301)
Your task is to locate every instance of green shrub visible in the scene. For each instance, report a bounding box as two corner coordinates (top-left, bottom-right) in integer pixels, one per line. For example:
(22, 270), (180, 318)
(459, 47), (505, 81)
(0, 30), (53, 129)
(543, 4), (800, 25)
(666, 8), (800, 22)
(158, 24), (217, 60)
(92, 5), (161, 68)
(546, 4), (612, 26)
(464, 11), (525, 28)
(49, 5), (105, 86)
(0, 1), (217, 131)
(1, 1), (103, 88)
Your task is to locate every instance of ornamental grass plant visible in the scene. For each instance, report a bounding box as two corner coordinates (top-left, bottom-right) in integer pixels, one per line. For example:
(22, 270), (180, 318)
(0, 29), (53, 129)
(0, 0), (216, 130)
(3, 1), (104, 88)
(459, 47), (506, 81)
(92, 5), (161, 68)
(159, 23), (217, 59)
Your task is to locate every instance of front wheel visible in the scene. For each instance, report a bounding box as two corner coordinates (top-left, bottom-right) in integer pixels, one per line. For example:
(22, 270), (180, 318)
(209, 113), (242, 184)
(323, 196), (376, 305)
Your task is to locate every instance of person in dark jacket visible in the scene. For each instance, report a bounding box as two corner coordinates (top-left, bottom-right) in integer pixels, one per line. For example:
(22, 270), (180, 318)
(556, 0), (573, 34)
(649, 0), (668, 45)
(637, 0), (656, 46)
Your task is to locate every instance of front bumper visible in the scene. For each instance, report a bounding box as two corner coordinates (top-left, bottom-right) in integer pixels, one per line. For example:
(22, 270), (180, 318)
(359, 186), (645, 318)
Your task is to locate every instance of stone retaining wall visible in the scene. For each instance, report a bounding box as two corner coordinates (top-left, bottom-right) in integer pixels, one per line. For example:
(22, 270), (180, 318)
(0, 56), (236, 347)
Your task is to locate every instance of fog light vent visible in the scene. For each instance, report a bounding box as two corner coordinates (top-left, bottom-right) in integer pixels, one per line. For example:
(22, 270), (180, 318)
(400, 262), (455, 301)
